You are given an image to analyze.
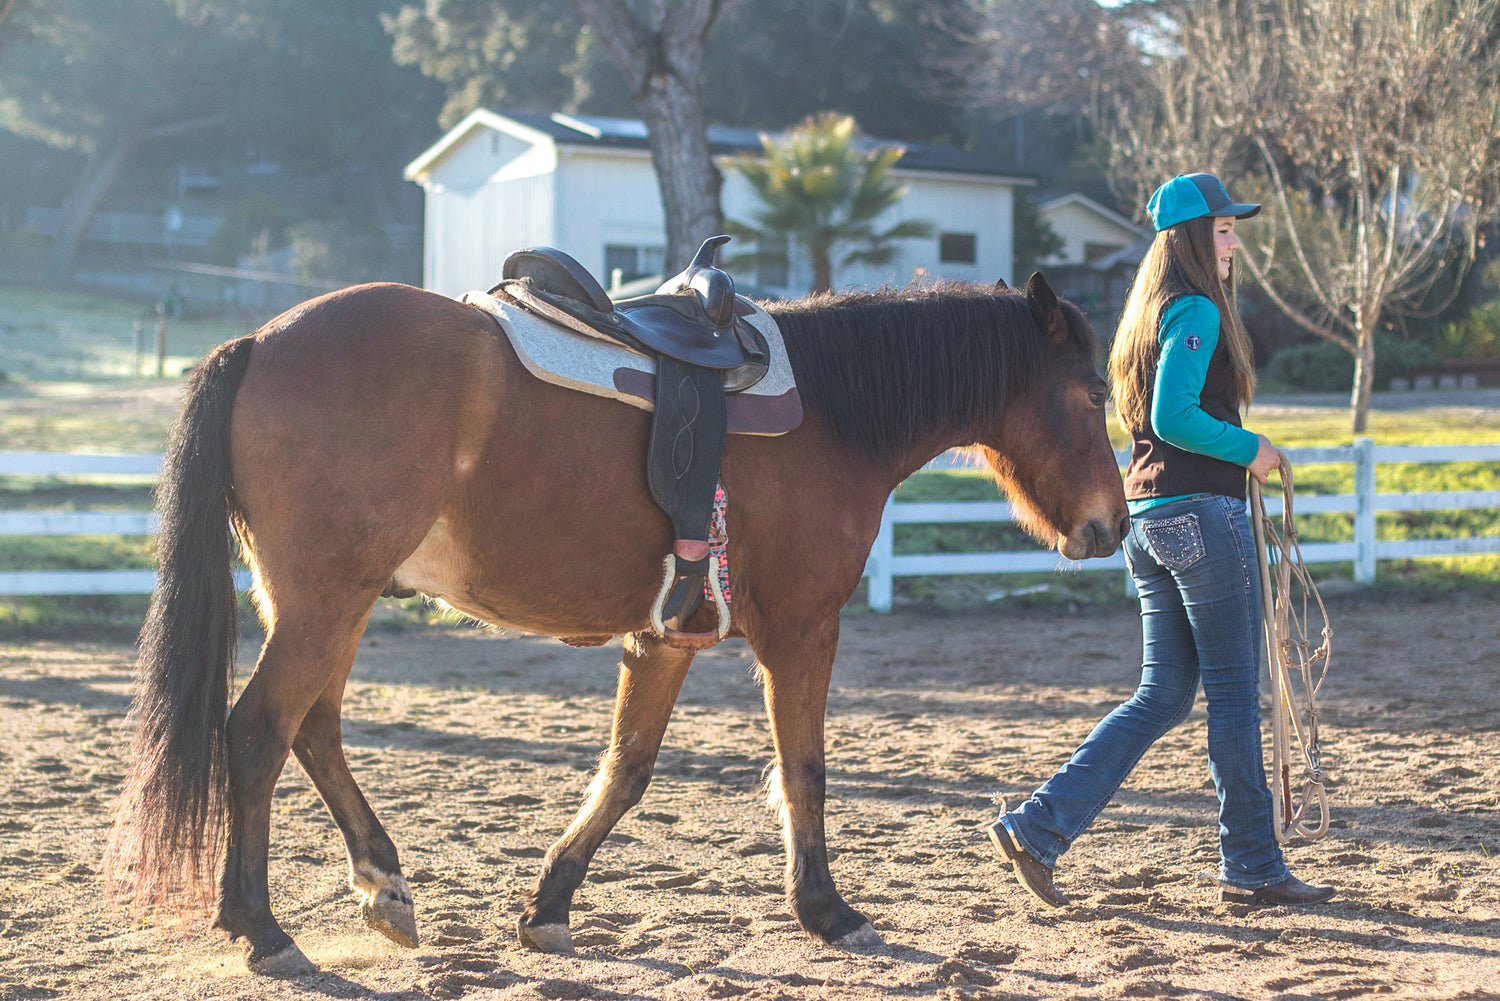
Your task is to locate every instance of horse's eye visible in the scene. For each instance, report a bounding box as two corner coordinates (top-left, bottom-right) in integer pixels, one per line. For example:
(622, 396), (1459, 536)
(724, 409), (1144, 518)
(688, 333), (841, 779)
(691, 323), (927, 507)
(1089, 389), (1106, 407)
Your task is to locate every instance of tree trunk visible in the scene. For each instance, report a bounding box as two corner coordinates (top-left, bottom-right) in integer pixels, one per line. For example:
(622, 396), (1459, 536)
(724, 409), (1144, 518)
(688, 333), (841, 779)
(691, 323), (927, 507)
(43, 113), (226, 282)
(0, 0), (21, 38)
(638, 74), (723, 274)
(573, 0), (725, 275)
(1349, 327), (1376, 434)
(45, 127), (145, 282)
(811, 251), (833, 295)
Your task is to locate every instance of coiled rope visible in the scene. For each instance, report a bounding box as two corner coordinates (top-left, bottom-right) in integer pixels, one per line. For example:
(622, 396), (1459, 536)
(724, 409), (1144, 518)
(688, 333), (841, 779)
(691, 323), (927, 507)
(1248, 451), (1332, 842)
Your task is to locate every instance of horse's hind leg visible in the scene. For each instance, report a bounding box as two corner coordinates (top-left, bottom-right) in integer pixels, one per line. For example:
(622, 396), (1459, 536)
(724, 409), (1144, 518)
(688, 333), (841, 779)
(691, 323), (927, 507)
(756, 623), (880, 948)
(214, 610), (369, 975)
(291, 671), (417, 948)
(519, 632), (695, 953)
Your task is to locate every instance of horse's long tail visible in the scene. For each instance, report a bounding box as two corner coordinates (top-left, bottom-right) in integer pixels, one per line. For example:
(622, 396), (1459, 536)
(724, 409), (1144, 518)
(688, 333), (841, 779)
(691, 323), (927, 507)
(105, 336), (254, 919)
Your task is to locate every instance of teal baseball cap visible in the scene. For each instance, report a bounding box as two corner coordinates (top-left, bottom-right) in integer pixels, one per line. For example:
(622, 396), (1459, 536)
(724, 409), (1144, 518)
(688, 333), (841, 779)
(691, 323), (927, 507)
(1147, 173), (1261, 232)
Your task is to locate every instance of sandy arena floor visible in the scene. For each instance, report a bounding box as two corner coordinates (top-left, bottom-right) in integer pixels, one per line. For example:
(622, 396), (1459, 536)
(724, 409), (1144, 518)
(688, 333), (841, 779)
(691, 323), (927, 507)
(1, 592), (1496, 1000)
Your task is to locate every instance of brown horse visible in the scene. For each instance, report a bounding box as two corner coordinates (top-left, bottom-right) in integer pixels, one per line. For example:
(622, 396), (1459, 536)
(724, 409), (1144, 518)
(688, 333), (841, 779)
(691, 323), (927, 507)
(105, 272), (1127, 975)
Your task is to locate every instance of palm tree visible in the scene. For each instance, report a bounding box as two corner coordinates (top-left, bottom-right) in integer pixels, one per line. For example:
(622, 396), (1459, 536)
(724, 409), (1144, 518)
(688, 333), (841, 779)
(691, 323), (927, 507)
(726, 113), (933, 295)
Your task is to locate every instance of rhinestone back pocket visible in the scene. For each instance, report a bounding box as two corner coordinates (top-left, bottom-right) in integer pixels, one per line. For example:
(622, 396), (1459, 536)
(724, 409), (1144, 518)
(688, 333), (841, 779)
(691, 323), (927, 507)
(1140, 512), (1205, 571)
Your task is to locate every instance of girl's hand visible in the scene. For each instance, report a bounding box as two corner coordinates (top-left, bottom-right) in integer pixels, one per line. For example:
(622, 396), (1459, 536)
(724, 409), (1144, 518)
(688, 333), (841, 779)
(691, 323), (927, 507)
(1248, 434), (1279, 484)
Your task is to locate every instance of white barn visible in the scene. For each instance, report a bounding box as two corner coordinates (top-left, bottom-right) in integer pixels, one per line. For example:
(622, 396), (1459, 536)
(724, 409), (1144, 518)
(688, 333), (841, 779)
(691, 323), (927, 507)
(404, 109), (1034, 298)
(1036, 191), (1150, 339)
(1037, 192), (1147, 270)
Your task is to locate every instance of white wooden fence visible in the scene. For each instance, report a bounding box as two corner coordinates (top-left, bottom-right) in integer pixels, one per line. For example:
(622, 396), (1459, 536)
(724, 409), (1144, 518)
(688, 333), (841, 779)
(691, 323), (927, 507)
(3, 440), (1499, 608)
(864, 438), (1500, 610)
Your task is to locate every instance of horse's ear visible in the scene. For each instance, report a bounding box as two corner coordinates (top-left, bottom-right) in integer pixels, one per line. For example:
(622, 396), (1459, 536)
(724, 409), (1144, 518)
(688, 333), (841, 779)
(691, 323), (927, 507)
(1026, 272), (1067, 346)
(994, 277), (1010, 290)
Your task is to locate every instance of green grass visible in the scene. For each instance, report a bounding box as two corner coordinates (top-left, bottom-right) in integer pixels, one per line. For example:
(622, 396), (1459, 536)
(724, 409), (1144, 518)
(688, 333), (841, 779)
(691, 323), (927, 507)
(0, 284), (254, 382)
(879, 395), (1500, 608)
(1249, 408), (1500, 447)
(2, 282), (1499, 630)
(0, 282), (270, 453)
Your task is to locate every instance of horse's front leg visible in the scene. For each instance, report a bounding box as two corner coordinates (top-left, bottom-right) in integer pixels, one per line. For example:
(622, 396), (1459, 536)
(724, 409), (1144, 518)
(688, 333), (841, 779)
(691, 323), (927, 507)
(757, 622), (881, 947)
(518, 631), (696, 953)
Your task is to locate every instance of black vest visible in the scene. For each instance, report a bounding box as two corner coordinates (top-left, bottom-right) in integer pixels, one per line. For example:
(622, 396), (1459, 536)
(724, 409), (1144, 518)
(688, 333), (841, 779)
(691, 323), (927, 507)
(1123, 309), (1248, 502)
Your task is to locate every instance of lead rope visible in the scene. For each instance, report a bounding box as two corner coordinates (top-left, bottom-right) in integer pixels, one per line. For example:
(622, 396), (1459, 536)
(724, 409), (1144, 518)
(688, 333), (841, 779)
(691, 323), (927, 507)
(1248, 452), (1332, 842)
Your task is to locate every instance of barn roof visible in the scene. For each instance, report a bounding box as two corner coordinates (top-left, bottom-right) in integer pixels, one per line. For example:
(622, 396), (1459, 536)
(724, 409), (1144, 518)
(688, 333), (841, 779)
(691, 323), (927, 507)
(406, 109), (1034, 185)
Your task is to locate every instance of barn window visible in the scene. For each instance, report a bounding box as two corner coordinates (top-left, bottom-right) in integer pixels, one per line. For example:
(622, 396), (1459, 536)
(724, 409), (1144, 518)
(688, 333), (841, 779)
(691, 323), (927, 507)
(1085, 241), (1123, 262)
(604, 244), (665, 288)
(939, 232), (977, 264)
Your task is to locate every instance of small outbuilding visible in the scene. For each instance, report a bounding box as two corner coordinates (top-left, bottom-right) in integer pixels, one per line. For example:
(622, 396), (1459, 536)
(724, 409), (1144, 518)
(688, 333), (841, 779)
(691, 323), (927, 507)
(404, 109), (1035, 298)
(1037, 191), (1150, 340)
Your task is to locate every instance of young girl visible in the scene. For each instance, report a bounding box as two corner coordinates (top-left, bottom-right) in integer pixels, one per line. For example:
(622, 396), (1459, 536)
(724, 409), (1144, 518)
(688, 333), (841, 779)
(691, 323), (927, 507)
(987, 173), (1335, 907)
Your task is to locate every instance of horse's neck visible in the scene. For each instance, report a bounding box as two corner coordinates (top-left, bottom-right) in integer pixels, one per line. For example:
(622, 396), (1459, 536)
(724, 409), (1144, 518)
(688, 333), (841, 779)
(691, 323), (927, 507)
(887, 438), (973, 488)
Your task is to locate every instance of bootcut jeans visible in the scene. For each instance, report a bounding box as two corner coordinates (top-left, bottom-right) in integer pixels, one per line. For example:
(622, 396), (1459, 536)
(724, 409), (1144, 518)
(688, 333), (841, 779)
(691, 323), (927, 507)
(1001, 492), (1291, 889)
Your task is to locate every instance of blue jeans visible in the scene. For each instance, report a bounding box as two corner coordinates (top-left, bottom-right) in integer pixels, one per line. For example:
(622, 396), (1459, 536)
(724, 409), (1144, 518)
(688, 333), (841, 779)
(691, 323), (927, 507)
(1001, 493), (1290, 889)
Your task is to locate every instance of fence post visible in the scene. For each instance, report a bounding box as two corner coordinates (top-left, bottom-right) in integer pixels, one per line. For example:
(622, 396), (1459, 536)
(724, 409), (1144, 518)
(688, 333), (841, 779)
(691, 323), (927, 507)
(1353, 436), (1377, 584)
(154, 301), (168, 378)
(866, 496), (895, 612)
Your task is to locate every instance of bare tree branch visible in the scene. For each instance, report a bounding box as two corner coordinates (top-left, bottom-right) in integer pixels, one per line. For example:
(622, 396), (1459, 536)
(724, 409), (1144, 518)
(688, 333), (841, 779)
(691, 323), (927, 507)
(1100, 0), (1500, 431)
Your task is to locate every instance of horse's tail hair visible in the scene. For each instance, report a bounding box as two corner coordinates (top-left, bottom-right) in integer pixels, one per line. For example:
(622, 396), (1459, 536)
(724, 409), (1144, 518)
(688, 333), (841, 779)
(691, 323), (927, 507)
(104, 336), (254, 921)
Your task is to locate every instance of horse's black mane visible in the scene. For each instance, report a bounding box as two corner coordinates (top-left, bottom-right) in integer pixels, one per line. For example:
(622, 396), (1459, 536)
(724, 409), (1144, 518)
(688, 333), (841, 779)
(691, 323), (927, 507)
(764, 282), (1051, 463)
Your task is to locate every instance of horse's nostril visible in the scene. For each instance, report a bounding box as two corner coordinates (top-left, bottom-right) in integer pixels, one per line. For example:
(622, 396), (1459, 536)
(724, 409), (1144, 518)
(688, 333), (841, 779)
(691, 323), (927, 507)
(1117, 515), (1131, 542)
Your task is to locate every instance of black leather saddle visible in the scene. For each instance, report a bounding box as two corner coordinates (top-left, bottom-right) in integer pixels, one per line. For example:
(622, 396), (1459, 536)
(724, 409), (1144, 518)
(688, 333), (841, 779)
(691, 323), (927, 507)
(492, 236), (756, 649)
(494, 235), (769, 391)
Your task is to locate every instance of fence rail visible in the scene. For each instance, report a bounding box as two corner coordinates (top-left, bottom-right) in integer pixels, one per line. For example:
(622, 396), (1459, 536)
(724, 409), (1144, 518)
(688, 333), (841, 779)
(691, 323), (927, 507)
(3, 440), (1500, 604)
(864, 438), (1500, 611)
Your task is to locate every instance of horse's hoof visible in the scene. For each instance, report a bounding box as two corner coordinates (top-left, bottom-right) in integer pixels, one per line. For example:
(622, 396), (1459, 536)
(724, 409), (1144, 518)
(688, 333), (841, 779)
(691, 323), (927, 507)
(363, 896), (419, 948)
(517, 919), (574, 953)
(247, 942), (317, 977)
(832, 922), (885, 950)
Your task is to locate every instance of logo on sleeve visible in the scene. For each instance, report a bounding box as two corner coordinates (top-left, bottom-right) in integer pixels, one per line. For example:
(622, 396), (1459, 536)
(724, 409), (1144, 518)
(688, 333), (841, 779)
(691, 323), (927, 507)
(1185, 334), (1202, 351)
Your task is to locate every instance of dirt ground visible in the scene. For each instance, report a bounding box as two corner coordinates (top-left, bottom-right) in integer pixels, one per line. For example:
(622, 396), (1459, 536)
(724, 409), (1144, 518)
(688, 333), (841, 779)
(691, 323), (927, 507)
(0, 592), (1497, 1001)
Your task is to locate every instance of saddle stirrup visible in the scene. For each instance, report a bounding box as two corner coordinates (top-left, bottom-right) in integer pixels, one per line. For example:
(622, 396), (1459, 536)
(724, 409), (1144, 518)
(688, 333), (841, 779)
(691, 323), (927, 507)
(650, 545), (730, 649)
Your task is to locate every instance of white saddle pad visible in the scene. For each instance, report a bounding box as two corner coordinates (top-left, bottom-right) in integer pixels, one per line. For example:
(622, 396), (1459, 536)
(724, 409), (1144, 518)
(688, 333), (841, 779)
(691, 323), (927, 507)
(462, 289), (801, 435)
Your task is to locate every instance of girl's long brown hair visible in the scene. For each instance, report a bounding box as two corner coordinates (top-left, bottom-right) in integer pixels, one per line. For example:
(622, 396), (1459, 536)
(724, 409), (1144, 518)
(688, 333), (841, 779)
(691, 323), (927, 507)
(1108, 215), (1256, 432)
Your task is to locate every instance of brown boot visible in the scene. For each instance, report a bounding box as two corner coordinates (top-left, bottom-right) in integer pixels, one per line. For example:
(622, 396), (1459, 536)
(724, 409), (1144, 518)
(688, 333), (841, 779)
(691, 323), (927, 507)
(986, 814), (1068, 908)
(1219, 875), (1335, 905)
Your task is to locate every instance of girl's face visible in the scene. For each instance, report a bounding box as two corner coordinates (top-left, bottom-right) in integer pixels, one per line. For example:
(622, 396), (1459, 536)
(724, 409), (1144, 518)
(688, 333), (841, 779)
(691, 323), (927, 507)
(1214, 217), (1242, 282)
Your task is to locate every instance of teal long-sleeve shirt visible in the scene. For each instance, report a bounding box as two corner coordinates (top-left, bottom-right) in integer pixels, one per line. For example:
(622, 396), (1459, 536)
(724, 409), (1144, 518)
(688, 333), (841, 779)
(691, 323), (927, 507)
(1129, 295), (1259, 515)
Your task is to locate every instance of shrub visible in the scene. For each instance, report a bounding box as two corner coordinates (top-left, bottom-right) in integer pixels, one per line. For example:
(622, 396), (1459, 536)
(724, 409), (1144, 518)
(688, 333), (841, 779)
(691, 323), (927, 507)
(1436, 299), (1500, 359)
(1263, 334), (1439, 392)
(0, 225), (47, 270)
(289, 213), (387, 285)
(211, 194), (287, 266)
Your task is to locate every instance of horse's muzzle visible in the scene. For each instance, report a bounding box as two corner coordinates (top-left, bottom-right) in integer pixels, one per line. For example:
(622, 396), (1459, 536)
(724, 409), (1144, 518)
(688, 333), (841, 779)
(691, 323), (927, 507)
(1059, 515), (1128, 561)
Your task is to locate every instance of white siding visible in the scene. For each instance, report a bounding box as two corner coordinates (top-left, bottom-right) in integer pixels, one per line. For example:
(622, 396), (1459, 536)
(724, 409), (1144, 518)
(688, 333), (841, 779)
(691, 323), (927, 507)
(553, 149), (667, 282)
(893, 174), (1015, 286)
(1041, 200), (1143, 266)
(411, 114), (1023, 297)
(421, 129), (558, 295)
